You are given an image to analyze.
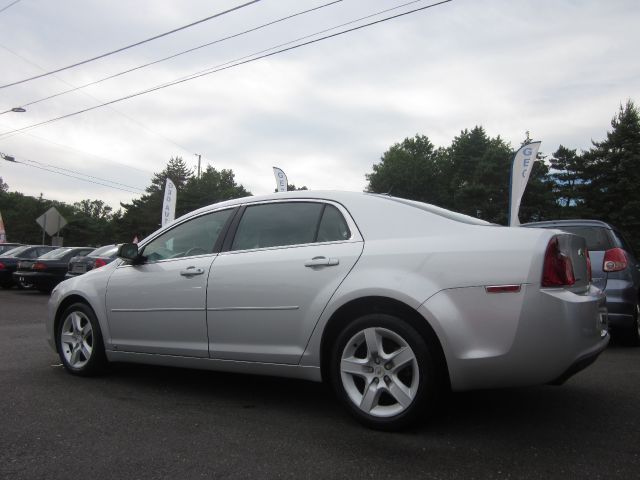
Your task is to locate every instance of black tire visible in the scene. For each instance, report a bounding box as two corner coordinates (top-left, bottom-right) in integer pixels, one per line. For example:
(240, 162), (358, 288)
(623, 304), (640, 347)
(56, 302), (107, 376)
(0, 280), (13, 289)
(329, 313), (440, 431)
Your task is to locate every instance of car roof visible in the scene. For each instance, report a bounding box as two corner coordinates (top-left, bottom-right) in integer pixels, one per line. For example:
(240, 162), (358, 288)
(140, 190), (494, 246)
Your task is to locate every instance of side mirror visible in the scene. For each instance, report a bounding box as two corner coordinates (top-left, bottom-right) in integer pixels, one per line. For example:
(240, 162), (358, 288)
(117, 243), (140, 262)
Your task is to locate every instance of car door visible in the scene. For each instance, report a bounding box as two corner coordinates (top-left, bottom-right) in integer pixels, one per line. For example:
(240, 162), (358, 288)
(206, 200), (364, 364)
(106, 208), (234, 357)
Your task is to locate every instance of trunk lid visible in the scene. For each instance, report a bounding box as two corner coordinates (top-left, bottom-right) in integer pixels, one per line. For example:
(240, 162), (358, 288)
(555, 233), (591, 291)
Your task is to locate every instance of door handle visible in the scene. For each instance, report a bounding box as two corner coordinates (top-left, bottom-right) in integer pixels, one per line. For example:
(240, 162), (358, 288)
(180, 267), (205, 277)
(304, 256), (339, 268)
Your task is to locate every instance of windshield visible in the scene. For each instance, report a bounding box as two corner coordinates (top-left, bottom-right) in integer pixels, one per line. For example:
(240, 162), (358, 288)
(39, 248), (73, 260)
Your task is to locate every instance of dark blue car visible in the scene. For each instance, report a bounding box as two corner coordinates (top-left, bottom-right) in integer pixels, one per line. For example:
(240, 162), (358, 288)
(523, 220), (640, 345)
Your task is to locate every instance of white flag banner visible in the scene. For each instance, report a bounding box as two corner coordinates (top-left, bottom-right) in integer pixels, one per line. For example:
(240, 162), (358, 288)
(273, 166), (288, 192)
(162, 178), (177, 228)
(0, 210), (6, 243)
(509, 141), (541, 227)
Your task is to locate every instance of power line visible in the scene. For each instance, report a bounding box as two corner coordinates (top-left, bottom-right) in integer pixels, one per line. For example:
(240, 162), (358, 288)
(1, 152), (145, 194)
(0, 121), (153, 175)
(152, 0), (436, 93)
(0, 43), (193, 158)
(0, 0), (262, 89)
(0, 0), (453, 139)
(0, 0), (20, 15)
(4, 0), (344, 111)
(19, 156), (146, 192)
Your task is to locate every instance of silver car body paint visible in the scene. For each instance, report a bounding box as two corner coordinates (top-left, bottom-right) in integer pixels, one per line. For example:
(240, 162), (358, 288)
(47, 191), (608, 389)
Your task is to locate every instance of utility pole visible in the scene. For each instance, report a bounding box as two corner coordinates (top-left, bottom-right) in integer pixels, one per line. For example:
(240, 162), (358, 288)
(194, 153), (201, 179)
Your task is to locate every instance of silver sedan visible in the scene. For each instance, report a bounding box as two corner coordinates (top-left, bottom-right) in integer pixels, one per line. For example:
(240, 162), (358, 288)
(47, 191), (609, 430)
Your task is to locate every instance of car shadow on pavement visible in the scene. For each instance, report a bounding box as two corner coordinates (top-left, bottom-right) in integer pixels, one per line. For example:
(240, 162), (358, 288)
(86, 358), (625, 440)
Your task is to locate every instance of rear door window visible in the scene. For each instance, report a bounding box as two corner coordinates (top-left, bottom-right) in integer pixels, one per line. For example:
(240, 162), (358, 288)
(231, 202), (325, 250)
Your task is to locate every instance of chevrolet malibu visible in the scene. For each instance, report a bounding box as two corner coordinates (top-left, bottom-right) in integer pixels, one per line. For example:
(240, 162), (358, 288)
(47, 191), (609, 430)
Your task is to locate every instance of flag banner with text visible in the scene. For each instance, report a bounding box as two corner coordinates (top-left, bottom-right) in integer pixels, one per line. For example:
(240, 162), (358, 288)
(162, 178), (177, 228)
(273, 166), (288, 192)
(509, 141), (541, 227)
(0, 211), (6, 243)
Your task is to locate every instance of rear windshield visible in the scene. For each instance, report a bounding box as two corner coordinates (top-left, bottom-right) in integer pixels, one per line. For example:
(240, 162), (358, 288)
(551, 226), (613, 251)
(89, 245), (118, 256)
(39, 248), (73, 260)
(375, 195), (493, 226)
(2, 246), (30, 257)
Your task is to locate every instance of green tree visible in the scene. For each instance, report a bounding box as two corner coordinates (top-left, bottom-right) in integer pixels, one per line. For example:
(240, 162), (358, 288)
(0, 177), (8, 192)
(366, 128), (557, 224)
(548, 145), (588, 215)
(116, 157), (194, 239)
(73, 199), (113, 220)
(444, 127), (515, 222)
(116, 158), (251, 241)
(366, 134), (449, 206)
(56, 199), (117, 246)
(181, 166), (250, 214)
(519, 157), (559, 223)
(582, 100), (640, 249)
(274, 184), (308, 192)
(0, 191), (47, 243)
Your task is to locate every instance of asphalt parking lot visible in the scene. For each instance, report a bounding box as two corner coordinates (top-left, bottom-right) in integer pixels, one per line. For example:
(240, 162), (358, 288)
(1, 289), (639, 479)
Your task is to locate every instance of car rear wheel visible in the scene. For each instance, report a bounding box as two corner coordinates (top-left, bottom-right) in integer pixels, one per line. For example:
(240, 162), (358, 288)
(56, 303), (107, 376)
(330, 313), (439, 431)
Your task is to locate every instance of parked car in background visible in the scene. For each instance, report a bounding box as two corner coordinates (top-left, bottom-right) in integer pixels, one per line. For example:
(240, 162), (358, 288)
(0, 245), (58, 289)
(0, 243), (23, 255)
(47, 192), (609, 430)
(66, 244), (120, 278)
(523, 219), (640, 345)
(15, 247), (94, 293)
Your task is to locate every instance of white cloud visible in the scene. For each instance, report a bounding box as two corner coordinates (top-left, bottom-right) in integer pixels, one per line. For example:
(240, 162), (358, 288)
(0, 0), (638, 212)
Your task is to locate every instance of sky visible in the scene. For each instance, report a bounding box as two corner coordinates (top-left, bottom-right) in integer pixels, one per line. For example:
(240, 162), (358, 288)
(0, 0), (638, 210)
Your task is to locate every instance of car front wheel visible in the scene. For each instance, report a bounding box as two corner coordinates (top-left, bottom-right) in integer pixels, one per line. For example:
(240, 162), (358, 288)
(330, 313), (439, 430)
(56, 303), (107, 376)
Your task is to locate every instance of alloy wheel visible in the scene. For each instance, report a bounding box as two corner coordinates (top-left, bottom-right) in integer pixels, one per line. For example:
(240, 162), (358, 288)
(60, 311), (94, 369)
(340, 327), (419, 418)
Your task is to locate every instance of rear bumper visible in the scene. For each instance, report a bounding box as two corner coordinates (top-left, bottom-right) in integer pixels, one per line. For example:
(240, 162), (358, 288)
(604, 280), (637, 329)
(0, 269), (16, 284)
(420, 284), (609, 391)
(549, 337), (608, 385)
(12, 271), (63, 288)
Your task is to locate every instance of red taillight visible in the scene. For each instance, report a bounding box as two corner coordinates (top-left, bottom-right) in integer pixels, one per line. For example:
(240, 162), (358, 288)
(585, 248), (592, 282)
(94, 258), (107, 269)
(32, 262), (47, 271)
(542, 237), (576, 287)
(0, 262), (5, 270)
(603, 248), (627, 272)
